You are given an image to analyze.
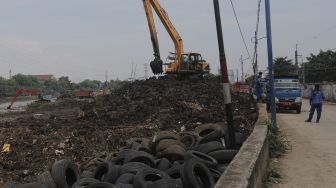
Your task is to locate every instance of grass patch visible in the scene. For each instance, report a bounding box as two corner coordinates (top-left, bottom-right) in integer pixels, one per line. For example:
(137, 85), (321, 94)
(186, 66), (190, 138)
(268, 123), (290, 158)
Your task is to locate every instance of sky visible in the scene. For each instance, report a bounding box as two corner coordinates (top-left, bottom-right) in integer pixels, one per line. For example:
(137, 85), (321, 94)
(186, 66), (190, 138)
(0, 0), (335, 82)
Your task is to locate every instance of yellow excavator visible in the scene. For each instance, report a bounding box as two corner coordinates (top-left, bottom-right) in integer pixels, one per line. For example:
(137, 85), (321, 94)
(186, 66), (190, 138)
(142, 0), (210, 75)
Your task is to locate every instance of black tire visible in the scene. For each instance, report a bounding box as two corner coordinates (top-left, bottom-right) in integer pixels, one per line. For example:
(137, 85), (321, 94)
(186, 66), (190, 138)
(179, 134), (198, 149)
(71, 178), (99, 188)
(116, 173), (135, 185)
(157, 145), (186, 162)
(208, 149), (238, 163)
(147, 179), (183, 188)
(184, 151), (218, 169)
(195, 123), (226, 144)
(115, 184), (133, 188)
(209, 168), (222, 182)
(19, 183), (47, 188)
(80, 171), (94, 179)
(192, 141), (224, 154)
(84, 182), (117, 188)
(119, 162), (149, 175)
(217, 164), (229, 173)
(154, 131), (180, 143)
(50, 160), (79, 188)
(180, 159), (214, 188)
(155, 139), (186, 153)
(37, 171), (58, 188)
(126, 138), (152, 153)
(133, 168), (171, 188)
(124, 151), (155, 167)
(111, 149), (133, 165)
(165, 165), (182, 179)
(93, 161), (119, 184)
(156, 158), (172, 171)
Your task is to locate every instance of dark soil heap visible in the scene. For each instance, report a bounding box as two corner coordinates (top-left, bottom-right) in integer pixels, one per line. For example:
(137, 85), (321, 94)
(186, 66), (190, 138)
(82, 77), (256, 131)
(0, 76), (257, 185)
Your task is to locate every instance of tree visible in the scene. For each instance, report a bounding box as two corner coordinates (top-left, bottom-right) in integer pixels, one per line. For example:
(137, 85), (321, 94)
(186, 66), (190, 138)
(273, 57), (298, 75)
(304, 50), (336, 83)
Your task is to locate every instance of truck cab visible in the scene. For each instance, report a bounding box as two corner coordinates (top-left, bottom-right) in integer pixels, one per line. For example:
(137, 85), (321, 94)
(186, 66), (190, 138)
(273, 76), (302, 113)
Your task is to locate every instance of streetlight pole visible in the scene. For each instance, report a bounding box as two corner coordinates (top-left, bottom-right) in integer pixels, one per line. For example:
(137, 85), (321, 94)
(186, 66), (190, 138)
(265, 0), (277, 131)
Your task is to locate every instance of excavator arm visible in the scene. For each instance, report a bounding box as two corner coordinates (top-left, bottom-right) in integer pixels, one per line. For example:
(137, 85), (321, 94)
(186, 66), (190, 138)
(142, 0), (184, 74)
(7, 89), (41, 109)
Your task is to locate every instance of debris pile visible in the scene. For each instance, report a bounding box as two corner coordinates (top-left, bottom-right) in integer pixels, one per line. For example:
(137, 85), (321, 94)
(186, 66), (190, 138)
(0, 77), (257, 185)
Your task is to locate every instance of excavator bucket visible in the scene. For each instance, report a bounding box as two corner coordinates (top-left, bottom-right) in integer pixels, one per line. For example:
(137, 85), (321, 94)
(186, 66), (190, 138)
(150, 58), (163, 74)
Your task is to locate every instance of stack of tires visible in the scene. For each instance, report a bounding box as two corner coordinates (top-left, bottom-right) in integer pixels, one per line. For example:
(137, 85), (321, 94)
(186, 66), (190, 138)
(2, 123), (245, 188)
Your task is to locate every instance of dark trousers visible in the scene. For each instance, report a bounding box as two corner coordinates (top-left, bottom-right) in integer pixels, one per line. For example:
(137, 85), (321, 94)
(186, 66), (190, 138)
(308, 103), (322, 122)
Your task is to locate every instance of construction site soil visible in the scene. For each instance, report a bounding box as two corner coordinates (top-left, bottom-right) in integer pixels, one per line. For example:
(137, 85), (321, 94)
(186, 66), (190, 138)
(0, 77), (257, 185)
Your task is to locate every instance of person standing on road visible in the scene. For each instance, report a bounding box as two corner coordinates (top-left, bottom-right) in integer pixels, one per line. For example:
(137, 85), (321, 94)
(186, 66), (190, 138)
(305, 84), (325, 123)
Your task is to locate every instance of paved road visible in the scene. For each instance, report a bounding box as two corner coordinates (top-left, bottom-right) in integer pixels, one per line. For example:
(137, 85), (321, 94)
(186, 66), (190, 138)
(272, 99), (336, 188)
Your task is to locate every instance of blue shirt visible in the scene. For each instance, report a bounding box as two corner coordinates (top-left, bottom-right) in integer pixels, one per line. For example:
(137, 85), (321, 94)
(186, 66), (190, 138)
(310, 90), (325, 104)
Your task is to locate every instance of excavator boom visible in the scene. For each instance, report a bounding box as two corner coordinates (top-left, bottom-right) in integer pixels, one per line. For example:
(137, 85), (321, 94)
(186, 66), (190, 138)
(142, 0), (209, 75)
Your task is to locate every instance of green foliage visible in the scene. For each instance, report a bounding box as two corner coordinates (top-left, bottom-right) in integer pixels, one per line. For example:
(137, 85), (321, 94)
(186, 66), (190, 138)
(304, 50), (336, 83)
(268, 123), (289, 158)
(273, 57), (298, 75)
(0, 74), (129, 97)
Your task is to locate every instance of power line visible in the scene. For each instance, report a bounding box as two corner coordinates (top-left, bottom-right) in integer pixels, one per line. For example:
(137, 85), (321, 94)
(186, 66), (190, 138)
(228, 0), (253, 63)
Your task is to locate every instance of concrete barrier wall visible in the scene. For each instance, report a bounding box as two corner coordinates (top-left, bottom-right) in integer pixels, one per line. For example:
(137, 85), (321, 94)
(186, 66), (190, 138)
(215, 104), (269, 188)
(302, 83), (336, 102)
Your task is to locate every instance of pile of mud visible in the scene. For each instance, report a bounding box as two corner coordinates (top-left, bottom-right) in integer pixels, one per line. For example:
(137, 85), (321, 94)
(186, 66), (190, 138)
(0, 77), (257, 185)
(82, 77), (257, 131)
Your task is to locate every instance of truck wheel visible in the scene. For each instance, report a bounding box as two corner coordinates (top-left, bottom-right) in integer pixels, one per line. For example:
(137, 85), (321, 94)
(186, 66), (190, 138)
(296, 107), (301, 114)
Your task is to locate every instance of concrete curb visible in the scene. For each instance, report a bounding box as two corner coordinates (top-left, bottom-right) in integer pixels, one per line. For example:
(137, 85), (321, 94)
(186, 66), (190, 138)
(215, 103), (269, 188)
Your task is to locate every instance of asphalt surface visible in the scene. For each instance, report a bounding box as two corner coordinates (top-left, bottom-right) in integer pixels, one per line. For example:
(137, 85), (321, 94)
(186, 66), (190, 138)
(272, 99), (336, 188)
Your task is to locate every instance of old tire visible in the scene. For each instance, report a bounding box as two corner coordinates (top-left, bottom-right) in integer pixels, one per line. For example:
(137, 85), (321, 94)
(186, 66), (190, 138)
(179, 134), (198, 149)
(184, 151), (218, 169)
(71, 178), (99, 188)
(155, 139), (186, 153)
(208, 149), (238, 163)
(156, 158), (172, 171)
(50, 160), (79, 188)
(147, 179), (183, 188)
(133, 168), (171, 188)
(180, 159), (214, 188)
(116, 173), (135, 185)
(84, 182), (117, 188)
(154, 131), (180, 143)
(195, 123), (226, 144)
(192, 141), (224, 154)
(158, 145), (186, 162)
(165, 165), (182, 179)
(119, 162), (149, 175)
(124, 151), (155, 167)
(37, 171), (58, 188)
(93, 161), (119, 184)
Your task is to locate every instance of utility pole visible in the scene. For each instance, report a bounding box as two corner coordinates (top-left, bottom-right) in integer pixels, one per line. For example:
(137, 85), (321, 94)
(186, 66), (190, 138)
(265, 0), (277, 131)
(213, 0), (236, 149)
(9, 69), (12, 79)
(295, 44), (299, 67)
(240, 55), (244, 81)
(236, 69), (239, 83)
(105, 71), (108, 83)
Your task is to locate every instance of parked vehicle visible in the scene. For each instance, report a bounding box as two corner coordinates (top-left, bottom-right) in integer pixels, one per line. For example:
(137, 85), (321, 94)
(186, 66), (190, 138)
(267, 74), (302, 113)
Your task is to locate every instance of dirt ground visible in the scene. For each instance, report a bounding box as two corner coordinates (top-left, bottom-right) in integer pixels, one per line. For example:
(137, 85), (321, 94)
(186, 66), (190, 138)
(0, 77), (257, 185)
(269, 100), (336, 188)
